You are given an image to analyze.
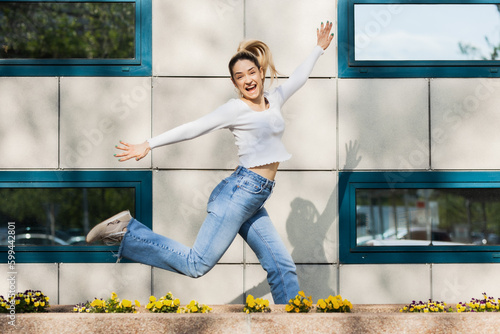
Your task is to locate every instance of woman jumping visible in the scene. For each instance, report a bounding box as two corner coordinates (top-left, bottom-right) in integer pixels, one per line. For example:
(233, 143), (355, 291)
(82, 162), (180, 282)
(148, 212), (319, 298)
(87, 22), (334, 304)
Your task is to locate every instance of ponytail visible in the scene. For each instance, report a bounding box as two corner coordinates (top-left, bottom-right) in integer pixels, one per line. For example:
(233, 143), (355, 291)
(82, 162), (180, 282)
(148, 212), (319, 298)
(229, 40), (279, 85)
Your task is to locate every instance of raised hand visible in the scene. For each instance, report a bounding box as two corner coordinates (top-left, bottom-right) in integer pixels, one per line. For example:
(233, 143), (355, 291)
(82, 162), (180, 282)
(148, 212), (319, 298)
(317, 21), (334, 50)
(114, 140), (151, 162)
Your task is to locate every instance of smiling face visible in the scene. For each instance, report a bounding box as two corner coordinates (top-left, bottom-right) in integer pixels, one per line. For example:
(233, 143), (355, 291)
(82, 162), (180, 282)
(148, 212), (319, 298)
(231, 59), (265, 103)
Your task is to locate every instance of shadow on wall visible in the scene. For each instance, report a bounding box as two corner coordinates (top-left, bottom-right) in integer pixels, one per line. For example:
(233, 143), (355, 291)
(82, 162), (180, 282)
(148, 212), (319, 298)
(234, 140), (362, 303)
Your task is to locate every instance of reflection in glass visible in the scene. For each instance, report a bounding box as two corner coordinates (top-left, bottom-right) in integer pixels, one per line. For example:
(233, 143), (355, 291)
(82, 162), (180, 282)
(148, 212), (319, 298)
(0, 188), (135, 246)
(0, 2), (135, 59)
(356, 188), (500, 246)
(355, 4), (500, 61)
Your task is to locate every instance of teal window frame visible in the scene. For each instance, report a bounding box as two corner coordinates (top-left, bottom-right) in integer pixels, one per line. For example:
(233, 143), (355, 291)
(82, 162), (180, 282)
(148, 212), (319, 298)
(338, 0), (500, 78)
(0, 170), (152, 263)
(339, 171), (500, 264)
(0, 0), (152, 76)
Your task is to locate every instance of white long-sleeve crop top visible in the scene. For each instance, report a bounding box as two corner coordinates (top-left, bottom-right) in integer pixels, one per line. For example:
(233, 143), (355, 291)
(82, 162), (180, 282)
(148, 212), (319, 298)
(147, 45), (325, 168)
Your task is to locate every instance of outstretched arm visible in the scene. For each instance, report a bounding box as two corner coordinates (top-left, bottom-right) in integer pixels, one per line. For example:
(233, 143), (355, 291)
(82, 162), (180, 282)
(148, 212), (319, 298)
(114, 99), (238, 162)
(278, 21), (334, 104)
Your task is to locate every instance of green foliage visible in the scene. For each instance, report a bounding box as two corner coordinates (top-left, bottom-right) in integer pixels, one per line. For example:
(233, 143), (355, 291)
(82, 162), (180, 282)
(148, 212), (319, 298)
(0, 290), (50, 313)
(0, 187), (135, 242)
(0, 2), (135, 59)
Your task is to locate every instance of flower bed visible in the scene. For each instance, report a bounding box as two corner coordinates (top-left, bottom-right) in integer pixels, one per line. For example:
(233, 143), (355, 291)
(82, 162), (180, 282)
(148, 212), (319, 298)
(2, 290), (500, 334)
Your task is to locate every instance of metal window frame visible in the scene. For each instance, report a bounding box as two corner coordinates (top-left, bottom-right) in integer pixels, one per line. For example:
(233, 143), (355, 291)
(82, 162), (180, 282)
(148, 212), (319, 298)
(339, 171), (500, 264)
(0, 0), (152, 76)
(338, 0), (500, 78)
(0, 170), (152, 263)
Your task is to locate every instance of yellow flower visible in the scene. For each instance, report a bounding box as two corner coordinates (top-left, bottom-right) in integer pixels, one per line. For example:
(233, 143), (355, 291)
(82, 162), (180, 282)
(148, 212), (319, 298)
(298, 291), (306, 298)
(174, 299), (181, 306)
(91, 299), (103, 308)
(34, 301), (40, 307)
(191, 306), (198, 313)
(25, 298), (30, 304)
(285, 304), (294, 312)
(40, 301), (45, 307)
(122, 299), (132, 308)
(149, 296), (156, 303)
(45, 296), (50, 301)
(135, 300), (141, 308)
(155, 301), (163, 309)
(146, 302), (154, 309)
(317, 299), (327, 309)
(111, 292), (118, 301)
(294, 308), (300, 313)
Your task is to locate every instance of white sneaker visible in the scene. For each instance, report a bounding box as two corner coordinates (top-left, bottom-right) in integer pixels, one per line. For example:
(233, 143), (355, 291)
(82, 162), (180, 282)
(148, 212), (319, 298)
(86, 210), (132, 244)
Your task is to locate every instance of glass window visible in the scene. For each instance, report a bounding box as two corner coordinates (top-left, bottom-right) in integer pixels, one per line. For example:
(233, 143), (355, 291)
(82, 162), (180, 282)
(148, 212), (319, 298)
(0, 170), (152, 263)
(339, 0), (500, 78)
(355, 4), (500, 61)
(356, 188), (500, 247)
(339, 171), (500, 264)
(0, 0), (151, 76)
(0, 2), (135, 59)
(0, 188), (135, 247)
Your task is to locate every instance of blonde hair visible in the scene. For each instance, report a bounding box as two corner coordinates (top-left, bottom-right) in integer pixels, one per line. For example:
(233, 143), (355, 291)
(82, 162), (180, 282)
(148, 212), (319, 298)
(228, 40), (279, 85)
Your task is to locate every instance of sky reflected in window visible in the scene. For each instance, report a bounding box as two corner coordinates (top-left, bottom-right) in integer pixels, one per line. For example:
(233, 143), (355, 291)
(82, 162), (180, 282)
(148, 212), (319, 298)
(355, 4), (500, 61)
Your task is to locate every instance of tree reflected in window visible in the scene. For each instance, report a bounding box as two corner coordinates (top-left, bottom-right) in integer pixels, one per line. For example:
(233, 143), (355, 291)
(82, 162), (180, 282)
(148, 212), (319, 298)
(0, 2), (135, 59)
(0, 188), (134, 246)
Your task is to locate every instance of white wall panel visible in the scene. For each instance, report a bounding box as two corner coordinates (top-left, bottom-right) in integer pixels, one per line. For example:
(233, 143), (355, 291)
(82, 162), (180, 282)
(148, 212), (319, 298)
(153, 0), (244, 77)
(246, 171), (337, 264)
(246, 0), (336, 78)
(60, 77), (151, 169)
(280, 79), (336, 170)
(0, 77), (58, 168)
(151, 77), (239, 169)
(338, 79), (429, 170)
(59, 263), (151, 305)
(431, 78), (500, 169)
(0, 263), (59, 304)
(339, 264), (431, 304)
(153, 265), (244, 304)
(432, 264), (500, 304)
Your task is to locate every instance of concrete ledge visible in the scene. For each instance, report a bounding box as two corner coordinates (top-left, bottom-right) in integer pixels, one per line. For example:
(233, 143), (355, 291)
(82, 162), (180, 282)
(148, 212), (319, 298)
(2, 305), (499, 334)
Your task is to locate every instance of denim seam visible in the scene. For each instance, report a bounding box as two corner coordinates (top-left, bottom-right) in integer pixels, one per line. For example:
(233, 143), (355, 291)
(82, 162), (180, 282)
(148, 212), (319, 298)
(250, 224), (287, 301)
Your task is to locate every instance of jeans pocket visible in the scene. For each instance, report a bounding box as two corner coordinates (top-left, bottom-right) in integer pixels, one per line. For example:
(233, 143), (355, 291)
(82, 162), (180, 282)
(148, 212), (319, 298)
(208, 179), (229, 204)
(237, 178), (264, 194)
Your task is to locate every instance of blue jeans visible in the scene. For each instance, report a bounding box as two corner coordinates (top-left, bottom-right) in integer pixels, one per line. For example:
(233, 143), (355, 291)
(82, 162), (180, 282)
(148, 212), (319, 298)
(118, 166), (299, 304)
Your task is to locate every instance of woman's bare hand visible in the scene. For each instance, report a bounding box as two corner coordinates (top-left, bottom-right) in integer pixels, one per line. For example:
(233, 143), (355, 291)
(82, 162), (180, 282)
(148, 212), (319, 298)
(317, 21), (334, 50)
(114, 140), (151, 162)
